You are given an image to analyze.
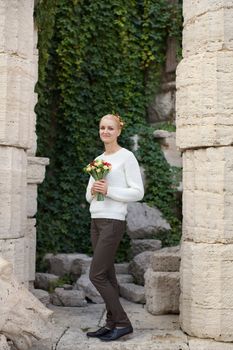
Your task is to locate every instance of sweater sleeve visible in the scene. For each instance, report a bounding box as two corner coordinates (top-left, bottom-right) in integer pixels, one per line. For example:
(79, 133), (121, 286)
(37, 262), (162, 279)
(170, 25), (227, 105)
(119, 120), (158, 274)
(106, 153), (144, 202)
(86, 176), (95, 203)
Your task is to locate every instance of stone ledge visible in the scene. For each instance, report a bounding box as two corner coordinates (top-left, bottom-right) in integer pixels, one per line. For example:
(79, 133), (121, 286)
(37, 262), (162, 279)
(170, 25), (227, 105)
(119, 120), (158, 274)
(27, 156), (49, 184)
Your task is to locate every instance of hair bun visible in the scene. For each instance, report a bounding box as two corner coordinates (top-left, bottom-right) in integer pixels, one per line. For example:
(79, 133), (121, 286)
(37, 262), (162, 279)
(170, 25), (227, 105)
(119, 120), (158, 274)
(114, 114), (125, 129)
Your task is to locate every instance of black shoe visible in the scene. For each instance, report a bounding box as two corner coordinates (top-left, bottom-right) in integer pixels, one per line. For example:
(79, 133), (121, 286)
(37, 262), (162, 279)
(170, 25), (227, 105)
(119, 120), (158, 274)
(99, 325), (133, 341)
(86, 326), (112, 338)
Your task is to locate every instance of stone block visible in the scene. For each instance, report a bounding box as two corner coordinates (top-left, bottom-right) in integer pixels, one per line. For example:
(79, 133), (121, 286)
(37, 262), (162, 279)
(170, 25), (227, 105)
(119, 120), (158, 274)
(182, 147), (233, 243)
(183, 5), (233, 57)
(44, 253), (92, 280)
(27, 109), (37, 156)
(24, 218), (36, 282)
(51, 288), (87, 307)
(116, 274), (134, 284)
(27, 157), (49, 184)
(74, 274), (104, 304)
(153, 130), (182, 167)
(0, 147), (27, 239)
(180, 241), (233, 341)
(145, 268), (180, 315)
(0, 0), (34, 59)
(0, 54), (35, 148)
(114, 262), (129, 274)
(0, 237), (27, 283)
(34, 273), (60, 292)
(151, 246), (180, 272)
(183, 1), (233, 27)
(148, 90), (175, 123)
(131, 239), (162, 257)
(31, 289), (50, 306)
(27, 184), (37, 217)
(176, 52), (233, 150)
(127, 202), (171, 239)
(129, 251), (154, 286)
(119, 283), (145, 304)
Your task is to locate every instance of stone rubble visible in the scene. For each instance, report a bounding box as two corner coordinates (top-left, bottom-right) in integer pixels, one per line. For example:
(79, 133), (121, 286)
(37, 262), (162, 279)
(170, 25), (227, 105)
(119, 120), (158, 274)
(126, 202), (171, 239)
(31, 288), (50, 306)
(44, 253), (92, 279)
(74, 274), (104, 304)
(34, 272), (60, 291)
(129, 251), (154, 285)
(114, 262), (129, 274)
(130, 239), (162, 257)
(117, 274), (134, 284)
(119, 283), (145, 304)
(145, 269), (180, 315)
(151, 246), (180, 272)
(51, 288), (87, 307)
(145, 246), (180, 315)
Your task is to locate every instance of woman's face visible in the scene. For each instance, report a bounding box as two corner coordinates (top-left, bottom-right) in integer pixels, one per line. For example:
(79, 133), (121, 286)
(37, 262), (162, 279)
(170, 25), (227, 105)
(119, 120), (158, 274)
(99, 116), (121, 144)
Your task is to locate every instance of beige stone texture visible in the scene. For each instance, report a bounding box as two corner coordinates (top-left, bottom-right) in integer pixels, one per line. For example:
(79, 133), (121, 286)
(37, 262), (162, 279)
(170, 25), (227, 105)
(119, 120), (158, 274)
(0, 257), (53, 350)
(183, 1), (233, 26)
(176, 51), (233, 149)
(27, 25), (39, 156)
(0, 146), (27, 239)
(27, 184), (38, 217)
(183, 4), (233, 57)
(30, 300), (184, 350)
(180, 241), (233, 341)
(0, 335), (10, 350)
(119, 283), (145, 304)
(151, 246), (180, 272)
(189, 338), (233, 349)
(0, 237), (27, 283)
(25, 218), (36, 282)
(145, 268), (180, 315)
(0, 54), (35, 148)
(182, 147), (233, 243)
(27, 156), (50, 184)
(0, 0), (34, 59)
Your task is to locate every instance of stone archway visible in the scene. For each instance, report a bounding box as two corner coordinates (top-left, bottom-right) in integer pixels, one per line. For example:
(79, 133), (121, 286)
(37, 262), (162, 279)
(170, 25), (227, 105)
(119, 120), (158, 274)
(1, 0), (233, 348)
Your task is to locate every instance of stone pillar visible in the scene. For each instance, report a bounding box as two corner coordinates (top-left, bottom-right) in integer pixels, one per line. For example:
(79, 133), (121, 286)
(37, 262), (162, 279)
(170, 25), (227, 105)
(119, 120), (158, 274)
(0, 0), (48, 286)
(176, 0), (233, 342)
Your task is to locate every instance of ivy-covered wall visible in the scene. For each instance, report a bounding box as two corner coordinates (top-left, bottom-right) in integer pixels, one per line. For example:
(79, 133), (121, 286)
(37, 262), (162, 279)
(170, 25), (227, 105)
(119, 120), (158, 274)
(35, 0), (182, 269)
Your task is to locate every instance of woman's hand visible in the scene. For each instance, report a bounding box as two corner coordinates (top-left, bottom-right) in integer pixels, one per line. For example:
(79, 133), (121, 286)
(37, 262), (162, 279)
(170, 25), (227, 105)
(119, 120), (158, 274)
(91, 179), (108, 196)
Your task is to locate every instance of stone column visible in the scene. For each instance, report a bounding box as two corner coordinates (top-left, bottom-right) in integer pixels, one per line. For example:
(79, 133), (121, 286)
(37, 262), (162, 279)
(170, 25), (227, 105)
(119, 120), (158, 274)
(0, 0), (48, 286)
(176, 1), (233, 342)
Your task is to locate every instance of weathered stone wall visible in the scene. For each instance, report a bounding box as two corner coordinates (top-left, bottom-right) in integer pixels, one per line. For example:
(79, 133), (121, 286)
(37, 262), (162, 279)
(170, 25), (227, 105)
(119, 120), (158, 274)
(0, 0), (48, 286)
(176, 0), (233, 341)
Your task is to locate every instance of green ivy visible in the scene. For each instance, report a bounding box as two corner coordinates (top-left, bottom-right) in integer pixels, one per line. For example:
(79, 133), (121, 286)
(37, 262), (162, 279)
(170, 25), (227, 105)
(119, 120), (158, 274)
(35, 0), (182, 269)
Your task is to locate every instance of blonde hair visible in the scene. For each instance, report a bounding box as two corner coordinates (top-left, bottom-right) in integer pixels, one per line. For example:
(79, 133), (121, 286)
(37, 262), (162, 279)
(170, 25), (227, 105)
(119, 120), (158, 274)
(100, 114), (125, 129)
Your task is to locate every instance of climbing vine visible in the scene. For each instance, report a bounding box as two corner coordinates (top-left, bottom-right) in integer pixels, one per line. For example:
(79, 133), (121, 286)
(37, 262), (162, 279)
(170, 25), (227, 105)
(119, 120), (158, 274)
(35, 0), (182, 269)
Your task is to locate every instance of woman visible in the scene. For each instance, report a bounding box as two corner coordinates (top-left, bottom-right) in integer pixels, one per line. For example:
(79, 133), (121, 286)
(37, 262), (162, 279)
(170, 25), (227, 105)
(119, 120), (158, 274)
(85, 114), (144, 342)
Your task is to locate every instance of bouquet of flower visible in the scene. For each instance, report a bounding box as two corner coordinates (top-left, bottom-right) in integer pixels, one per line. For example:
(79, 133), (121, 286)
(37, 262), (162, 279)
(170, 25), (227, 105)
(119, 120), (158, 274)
(84, 159), (112, 201)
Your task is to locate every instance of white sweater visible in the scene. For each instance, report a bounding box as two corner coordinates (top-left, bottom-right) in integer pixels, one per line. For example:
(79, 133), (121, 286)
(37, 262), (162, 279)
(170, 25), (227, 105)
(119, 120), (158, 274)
(86, 148), (144, 220)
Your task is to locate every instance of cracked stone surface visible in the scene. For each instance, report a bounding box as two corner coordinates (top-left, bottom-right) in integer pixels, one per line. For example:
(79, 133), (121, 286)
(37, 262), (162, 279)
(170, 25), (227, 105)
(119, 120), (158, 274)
(30, 298), (183, 350)
(29, 298), (233, 350)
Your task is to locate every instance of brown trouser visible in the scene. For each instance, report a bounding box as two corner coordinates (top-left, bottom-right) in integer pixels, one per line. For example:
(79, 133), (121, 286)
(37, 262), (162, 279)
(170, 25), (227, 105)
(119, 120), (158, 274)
(89, 218), (131, 328)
